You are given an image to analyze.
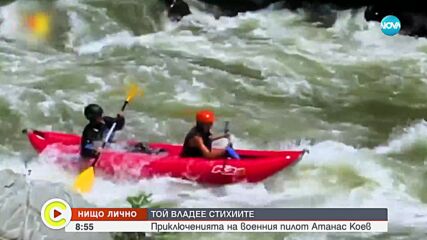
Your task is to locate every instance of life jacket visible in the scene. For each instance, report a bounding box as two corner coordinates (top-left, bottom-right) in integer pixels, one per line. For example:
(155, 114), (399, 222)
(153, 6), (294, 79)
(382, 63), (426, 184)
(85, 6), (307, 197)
(181, 126), (212, 157)
(80, 116), (124, 158)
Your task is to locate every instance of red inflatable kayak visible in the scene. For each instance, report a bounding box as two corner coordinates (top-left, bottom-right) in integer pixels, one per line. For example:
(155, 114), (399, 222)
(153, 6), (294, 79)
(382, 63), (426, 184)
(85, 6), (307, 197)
(25, 129), (307, 185)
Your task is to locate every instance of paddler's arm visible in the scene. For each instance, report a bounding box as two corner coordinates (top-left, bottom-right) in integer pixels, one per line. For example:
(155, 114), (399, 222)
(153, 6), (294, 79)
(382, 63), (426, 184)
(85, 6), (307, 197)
(210, 133), (230, 141)
(81, 139), (101, 158)
(104, 112), (125, 130)
(192, 136), (226, 159)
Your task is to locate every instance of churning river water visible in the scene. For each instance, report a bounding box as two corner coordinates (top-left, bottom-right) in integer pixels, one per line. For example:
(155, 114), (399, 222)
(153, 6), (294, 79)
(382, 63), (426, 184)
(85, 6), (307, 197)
(1, 0), (427, 239)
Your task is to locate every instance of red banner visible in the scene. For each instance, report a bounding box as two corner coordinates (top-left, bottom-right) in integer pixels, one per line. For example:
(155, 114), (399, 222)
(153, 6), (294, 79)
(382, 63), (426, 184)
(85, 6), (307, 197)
(71, 208), (147, 221)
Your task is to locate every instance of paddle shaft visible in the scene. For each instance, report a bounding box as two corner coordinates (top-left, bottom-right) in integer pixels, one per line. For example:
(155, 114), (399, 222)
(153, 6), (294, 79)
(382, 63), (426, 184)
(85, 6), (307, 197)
(121, 101), (129, 111)
(222, 121), (230, 169)
(91, 101), (129, 167)
(224, 121), (231, 146)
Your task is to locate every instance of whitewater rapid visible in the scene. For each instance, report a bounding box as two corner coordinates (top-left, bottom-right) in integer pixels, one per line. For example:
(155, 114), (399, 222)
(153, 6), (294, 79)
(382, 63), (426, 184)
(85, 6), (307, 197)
(1, 0), (427, 239)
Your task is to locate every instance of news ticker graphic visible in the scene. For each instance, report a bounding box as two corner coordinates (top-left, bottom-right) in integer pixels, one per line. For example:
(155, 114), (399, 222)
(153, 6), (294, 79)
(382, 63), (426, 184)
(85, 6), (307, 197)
(40, 199), (388, 233)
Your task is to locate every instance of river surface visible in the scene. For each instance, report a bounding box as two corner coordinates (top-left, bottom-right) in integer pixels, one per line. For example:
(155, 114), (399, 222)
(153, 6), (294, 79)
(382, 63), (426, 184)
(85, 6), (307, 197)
(1, 0), (427, 239)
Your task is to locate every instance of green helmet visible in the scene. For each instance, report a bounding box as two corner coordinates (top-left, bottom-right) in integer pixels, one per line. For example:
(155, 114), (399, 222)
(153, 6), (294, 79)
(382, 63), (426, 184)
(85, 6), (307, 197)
(84, 104), (103, 121)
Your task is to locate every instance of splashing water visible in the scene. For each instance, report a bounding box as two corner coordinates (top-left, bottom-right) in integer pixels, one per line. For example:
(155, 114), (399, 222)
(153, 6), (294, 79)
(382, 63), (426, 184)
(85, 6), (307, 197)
(1, 0), (427, 239)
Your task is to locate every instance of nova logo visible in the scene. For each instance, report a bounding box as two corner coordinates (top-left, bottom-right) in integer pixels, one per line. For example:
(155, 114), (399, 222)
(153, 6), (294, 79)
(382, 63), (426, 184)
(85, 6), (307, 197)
(381, 15), (401, 36)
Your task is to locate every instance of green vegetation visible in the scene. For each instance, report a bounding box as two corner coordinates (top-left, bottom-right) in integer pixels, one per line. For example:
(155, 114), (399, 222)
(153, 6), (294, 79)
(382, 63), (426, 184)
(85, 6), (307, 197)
(112, 192), (176, 240)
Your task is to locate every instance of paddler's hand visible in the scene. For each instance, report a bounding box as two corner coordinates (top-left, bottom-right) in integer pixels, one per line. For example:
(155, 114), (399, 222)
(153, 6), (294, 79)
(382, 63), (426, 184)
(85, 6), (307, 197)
(223, 133), (231, 139)
(96, 147), (102, 156)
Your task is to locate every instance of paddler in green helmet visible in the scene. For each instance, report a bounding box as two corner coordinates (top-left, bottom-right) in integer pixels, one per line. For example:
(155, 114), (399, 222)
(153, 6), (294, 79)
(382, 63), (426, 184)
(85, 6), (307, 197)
(80, 104), (125, 159)
(80, 104), (164, 160)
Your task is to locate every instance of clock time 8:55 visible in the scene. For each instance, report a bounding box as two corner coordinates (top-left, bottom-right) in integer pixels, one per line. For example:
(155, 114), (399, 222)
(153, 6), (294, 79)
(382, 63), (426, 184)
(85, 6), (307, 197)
(75, 223), (94, 231)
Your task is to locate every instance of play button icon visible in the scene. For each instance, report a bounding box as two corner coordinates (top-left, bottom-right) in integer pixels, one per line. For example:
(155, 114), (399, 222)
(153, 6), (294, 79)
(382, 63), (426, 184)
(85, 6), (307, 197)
(53, 209), (61, 219)
(50, 207), (64, 221)
(41, 198), (72, 230)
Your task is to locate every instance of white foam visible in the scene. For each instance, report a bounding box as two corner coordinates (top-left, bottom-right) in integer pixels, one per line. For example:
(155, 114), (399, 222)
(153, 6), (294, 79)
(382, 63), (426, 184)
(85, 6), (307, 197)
(77, 31), (136, 55)
(375, 120), (427, 154)
(2, 131), (427, 231)
(2, 2), (427, 234)
(0, 2), (24, 40)
(86, 75), (110, 92)
(172, 79), (221, 107)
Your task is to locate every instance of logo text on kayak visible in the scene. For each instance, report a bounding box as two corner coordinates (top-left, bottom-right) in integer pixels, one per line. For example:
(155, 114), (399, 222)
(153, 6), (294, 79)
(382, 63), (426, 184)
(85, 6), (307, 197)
(211, 165), (245, 176)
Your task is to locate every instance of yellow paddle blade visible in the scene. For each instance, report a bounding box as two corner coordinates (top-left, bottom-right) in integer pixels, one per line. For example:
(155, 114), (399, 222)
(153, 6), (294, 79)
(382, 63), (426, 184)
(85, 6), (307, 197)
(73, 166), (95, 193)
(126, 83), (140, 102)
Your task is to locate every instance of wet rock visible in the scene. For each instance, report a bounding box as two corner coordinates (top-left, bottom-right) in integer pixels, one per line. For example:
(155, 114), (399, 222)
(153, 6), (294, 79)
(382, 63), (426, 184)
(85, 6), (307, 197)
(0, 169), (111, 240)
(0, 0), (15, 7)
(365, 4), (427, 37)
(164, 0), (191, 21)
(193, 0), (427, 37)
(198, 0), (276, 16)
